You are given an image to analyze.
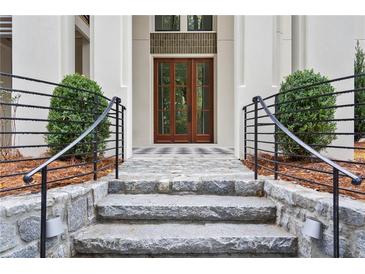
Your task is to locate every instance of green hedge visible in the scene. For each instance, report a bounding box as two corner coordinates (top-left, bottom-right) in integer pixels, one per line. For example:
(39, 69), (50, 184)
(46, 74), (110, 158)
(277, 69), (337, 157)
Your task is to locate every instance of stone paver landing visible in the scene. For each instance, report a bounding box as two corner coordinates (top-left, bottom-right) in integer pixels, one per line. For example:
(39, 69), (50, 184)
(122, 146), (252, 179)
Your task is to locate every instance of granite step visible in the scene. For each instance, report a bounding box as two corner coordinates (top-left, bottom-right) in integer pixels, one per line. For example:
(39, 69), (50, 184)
(108, 173), (261, 196)
(73, 223), (297, 256)
(97, 194), (276, 223)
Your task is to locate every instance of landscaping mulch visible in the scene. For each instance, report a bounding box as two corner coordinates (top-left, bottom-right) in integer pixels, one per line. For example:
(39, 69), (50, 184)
(243, 152), (365, 200)
(355, 141), (365, 160)
(0, 155), (117, 197)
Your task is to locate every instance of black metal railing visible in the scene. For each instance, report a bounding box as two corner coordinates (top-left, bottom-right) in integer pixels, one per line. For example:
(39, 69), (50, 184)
(242, 73), (365, 258)
(0, 72), (126, 257)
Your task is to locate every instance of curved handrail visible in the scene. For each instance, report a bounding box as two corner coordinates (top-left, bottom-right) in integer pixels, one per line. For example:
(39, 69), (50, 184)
(253, 96), (362, 185)
(23, 96), (120, 183)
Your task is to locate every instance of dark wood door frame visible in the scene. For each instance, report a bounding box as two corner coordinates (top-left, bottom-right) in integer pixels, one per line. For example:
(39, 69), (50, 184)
(154, 58), (214, 143)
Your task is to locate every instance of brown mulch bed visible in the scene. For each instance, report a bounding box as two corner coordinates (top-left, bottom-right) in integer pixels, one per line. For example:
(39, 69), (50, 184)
(0, 155), (118, 197)
(243, 150), (365, 200)
(355, 141), (365, 160)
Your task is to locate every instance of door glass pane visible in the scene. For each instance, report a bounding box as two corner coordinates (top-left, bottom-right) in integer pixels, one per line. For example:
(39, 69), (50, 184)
(196, 63), (209, 85)
(175, 87), (187, 110)
(155, 16), (180, 31)
(197, 111), (210, 134)
(175, 110), (188, 134)
(158, 86), (170, 110)
(187, 16), (213, 31)
(175, 87), (188, 134)
(196, 87), (209, 111)
(158, 111), (170, 134)
(175, 63), (187, 85)
(159, 63), (170, 85)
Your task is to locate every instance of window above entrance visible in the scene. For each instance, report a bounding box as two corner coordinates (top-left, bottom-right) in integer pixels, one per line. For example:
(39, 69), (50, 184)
(155, 16), (180, 31)
(153, 15), (215, 32)
(187, 16), (213, 31)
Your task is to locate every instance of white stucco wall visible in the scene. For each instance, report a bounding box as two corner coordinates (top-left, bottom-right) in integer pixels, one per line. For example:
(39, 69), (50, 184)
(234, 16), (289, 159)
(12, 16), (75, 156)
(294, 16), (357, 160)
(9, 15), (133, 158)
(236, 15), (361, 161)
(91, 15), (133, 158)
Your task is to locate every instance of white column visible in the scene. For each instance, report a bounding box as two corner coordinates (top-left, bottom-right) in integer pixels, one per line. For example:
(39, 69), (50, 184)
(132, 15), (152, 147)
(91, 15), (133, 158)
(291, 15), (306, 72)
(234, 15), (245, 159)
(234, 16), (277, 159)
(121, 16), (133, 159)
(217, 15), (235, 147)
(61, 16), (75, 76)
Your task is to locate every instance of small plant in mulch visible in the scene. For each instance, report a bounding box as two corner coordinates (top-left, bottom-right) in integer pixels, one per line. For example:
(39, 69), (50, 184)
(0, 89), (21, 160)
(277, 70), (337, 158)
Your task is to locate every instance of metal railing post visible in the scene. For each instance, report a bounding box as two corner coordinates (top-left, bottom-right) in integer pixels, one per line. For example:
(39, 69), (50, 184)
(115, 98), (120, 179)
(121, 106), (125, 162)
(333, 167), (340, 258)
(253, 97), (258, 180)
(243, 107), (247, 160)
(40, 166), (47, 258)
(274, 95), (279, 180)
(93, 95), (99, 180)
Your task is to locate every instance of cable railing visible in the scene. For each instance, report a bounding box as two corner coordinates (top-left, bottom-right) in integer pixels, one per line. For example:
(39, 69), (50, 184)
(242, 73), (365, 258)
(0, 72), (126, 257)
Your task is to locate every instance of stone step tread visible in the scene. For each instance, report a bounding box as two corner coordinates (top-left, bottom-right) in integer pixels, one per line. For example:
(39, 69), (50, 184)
(108, 175), (262, 196)
(97, 194), (276, 222)
(111, 173), (254, 181)
(98, 194), (274, 208)
(74, 223), (297, 255)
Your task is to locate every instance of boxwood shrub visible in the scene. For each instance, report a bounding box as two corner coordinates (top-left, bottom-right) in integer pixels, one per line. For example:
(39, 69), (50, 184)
(277, 69), (337, 158)
(46, 74), (110, 158)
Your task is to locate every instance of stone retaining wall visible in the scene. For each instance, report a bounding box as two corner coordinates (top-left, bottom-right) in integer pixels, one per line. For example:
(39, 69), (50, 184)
(0, 176), (111, 258)
(263, 179), (365, 257)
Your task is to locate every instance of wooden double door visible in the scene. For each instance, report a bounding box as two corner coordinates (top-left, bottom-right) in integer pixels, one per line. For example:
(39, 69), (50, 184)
(154, 58), (214, 143)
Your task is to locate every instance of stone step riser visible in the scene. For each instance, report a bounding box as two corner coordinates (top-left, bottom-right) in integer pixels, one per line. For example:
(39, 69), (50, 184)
(96, 194), (276, 223)
(108, 179), (263, 196)
(97, 206), (276, 223)
(73, 223), (297, 257)
(75, 237), (296, 256)
(76, 253), (296, 258)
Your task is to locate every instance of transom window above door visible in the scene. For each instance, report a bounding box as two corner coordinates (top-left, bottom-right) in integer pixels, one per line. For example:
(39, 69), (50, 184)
(154, 15), (214, 32)
(155, 16), (180, 31)
(187, 16), (213, 31)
